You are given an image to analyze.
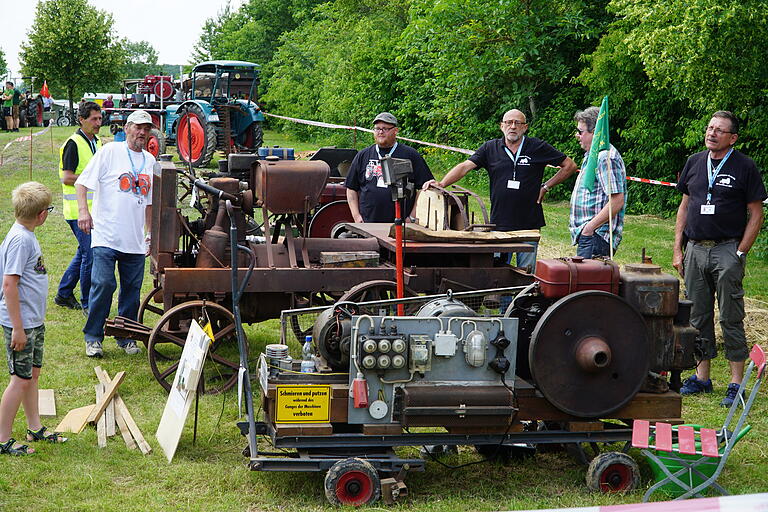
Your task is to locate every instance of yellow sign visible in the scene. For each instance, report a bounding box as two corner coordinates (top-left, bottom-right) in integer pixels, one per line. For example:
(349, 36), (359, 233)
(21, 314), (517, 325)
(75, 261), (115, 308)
(275, 385), (331, 423)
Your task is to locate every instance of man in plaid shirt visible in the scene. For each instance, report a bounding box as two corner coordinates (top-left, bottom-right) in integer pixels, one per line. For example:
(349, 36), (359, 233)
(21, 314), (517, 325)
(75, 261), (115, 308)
(570, 106), (627, 258)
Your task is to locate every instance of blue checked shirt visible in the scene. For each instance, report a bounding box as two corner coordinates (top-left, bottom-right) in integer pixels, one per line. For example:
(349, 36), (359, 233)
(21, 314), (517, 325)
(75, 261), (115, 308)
(569, 144), (627, 247)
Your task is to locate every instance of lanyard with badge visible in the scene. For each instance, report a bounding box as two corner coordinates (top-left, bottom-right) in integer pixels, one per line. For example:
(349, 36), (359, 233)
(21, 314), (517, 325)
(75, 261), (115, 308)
(503, 137), (525, 189)
(124, 144), (148, 205)
(702, 148), (733, 215)
(375, 142), (398, 188)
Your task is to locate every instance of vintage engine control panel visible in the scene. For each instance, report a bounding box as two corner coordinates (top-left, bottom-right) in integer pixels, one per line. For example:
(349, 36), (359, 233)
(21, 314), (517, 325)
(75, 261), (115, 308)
(346, 315), (518, 426)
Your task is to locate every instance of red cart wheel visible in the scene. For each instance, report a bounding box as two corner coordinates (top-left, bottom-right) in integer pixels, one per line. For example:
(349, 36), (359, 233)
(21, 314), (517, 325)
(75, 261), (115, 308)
(324, 458), (380, 506)
(586, 452), (640, 493)
(146, 128), (166, 158)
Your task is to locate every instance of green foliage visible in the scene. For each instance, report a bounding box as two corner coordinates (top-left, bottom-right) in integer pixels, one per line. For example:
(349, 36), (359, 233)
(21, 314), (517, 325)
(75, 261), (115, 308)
(120, 40), (163, 82)
(198, 0), (768, 259)
(0, 48), (7, 78)
(19, 0), (124, 109)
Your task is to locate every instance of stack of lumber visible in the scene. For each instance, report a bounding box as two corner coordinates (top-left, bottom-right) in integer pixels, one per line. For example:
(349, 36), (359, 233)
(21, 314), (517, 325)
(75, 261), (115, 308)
(54, 367), (151, 454)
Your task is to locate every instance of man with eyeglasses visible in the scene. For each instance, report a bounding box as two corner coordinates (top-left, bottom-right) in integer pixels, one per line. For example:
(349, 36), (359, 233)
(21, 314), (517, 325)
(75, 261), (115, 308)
(422, 109), (577, 272)
(75, 110), (155, 358)
(54, 101), (102, 315)
(570, 106), (627, 258)
(673, 110), (766, 407)
(345, 112), (434, 223)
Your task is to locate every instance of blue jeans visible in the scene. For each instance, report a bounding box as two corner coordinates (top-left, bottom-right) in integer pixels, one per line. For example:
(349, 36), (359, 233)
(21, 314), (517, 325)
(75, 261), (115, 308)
(503, 241), (539, 273)
(57, 220), (93, 308)
(83, 247), (145, 345)
(576, 233), (611, 259)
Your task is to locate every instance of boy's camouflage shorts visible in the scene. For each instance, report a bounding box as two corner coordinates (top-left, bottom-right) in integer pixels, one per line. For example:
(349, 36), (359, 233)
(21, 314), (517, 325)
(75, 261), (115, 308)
(4, 325), (45, 379)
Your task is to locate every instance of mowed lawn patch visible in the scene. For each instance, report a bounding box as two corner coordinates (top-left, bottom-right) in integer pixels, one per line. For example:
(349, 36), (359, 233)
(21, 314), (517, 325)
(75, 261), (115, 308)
(0, 126), (765, 511)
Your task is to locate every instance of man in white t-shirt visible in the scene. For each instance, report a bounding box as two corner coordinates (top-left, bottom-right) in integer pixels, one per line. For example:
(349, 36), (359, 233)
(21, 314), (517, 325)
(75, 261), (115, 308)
(75, 110), (155, 357)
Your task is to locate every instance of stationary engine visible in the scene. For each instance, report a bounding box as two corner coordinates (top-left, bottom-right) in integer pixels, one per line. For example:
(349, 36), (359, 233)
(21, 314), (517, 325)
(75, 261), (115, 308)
(506, 257), (698, 417)
(312, 257), (698, 421)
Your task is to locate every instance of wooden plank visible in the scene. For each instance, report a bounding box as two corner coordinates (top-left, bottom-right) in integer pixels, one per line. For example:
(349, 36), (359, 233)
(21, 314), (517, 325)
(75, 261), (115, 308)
(95, 367), (136, 450)
(97, 368), (151, 455)
(96, 384), (107, 448)
(38, 389), (56, 416)
(55, 405), (95, 434)
(114, 395), (152, 455)
(700, 428), (721, 458)
(677, 425), (696, 455)
(566, 421), (604, 432)
(655, 422), (673, 451)
(319, 251), (379, 268)
(87, 371), (125, 424)
(631, 420), (650, 449)
(105, 391), (116, 437)
(394, 223), (541, 243)
(275, 423), (333, 436)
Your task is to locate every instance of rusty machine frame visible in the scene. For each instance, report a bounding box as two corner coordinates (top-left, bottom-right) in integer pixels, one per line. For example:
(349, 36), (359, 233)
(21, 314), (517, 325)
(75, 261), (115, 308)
(107, 155), (534, 393)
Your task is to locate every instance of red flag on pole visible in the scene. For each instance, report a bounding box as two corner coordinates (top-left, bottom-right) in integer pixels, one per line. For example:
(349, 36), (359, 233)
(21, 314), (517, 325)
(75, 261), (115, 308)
(40, 80), (51, 98)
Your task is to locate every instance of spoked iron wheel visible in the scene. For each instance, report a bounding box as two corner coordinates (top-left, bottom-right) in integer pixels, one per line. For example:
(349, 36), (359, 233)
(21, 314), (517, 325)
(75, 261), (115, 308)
(147, 300), (243, 394)
(137, 286), (164, 347)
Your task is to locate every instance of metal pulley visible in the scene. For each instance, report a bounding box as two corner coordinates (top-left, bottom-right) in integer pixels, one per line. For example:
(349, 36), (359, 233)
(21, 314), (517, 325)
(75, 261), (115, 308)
(528, 290), (649, 418)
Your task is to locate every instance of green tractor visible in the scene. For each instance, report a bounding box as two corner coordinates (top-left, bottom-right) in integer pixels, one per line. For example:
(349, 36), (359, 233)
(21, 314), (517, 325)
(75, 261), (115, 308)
(166, 60), (265, 167)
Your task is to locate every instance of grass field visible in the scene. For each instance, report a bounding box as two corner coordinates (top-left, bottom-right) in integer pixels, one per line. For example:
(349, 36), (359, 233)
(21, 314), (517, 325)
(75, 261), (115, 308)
(0, 126), (766, 511)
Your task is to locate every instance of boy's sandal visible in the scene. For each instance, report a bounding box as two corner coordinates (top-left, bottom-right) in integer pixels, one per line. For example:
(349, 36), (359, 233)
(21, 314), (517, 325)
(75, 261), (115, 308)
(0, 438), (35, 456)
(26, 426), (68, 443)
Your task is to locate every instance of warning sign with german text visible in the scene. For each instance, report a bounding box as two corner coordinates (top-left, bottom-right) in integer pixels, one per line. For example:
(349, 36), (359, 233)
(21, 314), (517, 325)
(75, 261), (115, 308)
(275, 385), (331, 423)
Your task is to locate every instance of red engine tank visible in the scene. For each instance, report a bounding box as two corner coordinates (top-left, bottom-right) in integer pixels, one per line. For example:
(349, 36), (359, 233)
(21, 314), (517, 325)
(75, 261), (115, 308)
(534, 257), (620, 299)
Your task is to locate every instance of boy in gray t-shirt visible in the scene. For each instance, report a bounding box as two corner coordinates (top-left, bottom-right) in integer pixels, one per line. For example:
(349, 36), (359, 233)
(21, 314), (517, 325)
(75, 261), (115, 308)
(0, 182), (67, 456)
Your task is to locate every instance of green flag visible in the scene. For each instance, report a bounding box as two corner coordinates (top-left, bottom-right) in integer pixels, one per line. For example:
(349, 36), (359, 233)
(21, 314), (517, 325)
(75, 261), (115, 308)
(581, 95), (610, 192)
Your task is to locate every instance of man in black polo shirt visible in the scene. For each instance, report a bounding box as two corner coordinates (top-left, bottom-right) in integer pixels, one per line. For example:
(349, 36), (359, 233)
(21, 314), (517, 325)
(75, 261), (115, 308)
(423, 109), (577, 272)
(345, 112), (434, 223)
(673, 110), (766, 407)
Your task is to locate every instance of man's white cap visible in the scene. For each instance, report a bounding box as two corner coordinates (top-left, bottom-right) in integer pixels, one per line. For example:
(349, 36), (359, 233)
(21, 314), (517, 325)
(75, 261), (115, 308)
(126, 110), (153, 126)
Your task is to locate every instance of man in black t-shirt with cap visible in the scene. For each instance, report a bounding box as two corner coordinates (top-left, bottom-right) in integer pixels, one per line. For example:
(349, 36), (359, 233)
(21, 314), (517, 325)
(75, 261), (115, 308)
(673, 110), (767, 407)
(345, 112), (434, 224)
(423, 109), (577, 272)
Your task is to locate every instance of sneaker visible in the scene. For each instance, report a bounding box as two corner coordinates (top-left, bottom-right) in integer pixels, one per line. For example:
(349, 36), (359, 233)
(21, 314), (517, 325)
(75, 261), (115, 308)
(54, 294), (82, 310)
(118, 340), (141, 355)
(720, 383), (743, 408)
(85, 341), (103, 358)
(680, 374), (713, 395)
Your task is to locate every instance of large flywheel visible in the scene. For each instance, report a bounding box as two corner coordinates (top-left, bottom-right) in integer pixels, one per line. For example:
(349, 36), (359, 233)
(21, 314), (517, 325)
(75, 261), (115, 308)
(528, 290), (649, 418)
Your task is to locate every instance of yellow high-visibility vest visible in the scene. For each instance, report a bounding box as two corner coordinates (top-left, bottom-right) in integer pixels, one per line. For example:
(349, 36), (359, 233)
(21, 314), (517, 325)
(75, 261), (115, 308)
(59, 131), (100, 220)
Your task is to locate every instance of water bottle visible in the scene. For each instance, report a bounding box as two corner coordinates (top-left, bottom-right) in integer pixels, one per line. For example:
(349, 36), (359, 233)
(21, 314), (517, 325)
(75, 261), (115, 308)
(301, 335), (315, 373)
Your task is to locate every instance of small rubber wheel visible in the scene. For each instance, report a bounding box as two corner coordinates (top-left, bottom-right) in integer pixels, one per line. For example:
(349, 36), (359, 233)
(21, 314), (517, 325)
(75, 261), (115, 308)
(586, 451), (640, 493)
(324, 458), (381, 506)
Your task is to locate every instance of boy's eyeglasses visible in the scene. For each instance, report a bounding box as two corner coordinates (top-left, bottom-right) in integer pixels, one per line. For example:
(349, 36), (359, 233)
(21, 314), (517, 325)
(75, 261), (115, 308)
(44, 206), (54, 213)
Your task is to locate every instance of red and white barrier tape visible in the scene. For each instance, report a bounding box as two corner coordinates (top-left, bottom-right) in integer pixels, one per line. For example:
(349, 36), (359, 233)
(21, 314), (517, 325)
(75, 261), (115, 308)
(263, 112), (474, 155)
(1, 123), (53, 163)
(264, 113), (768, 205)
(506, 492), (768, 512)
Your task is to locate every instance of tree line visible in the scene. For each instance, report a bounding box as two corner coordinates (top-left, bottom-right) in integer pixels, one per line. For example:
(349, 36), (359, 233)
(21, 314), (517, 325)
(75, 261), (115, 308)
(194, 0), (768, 256)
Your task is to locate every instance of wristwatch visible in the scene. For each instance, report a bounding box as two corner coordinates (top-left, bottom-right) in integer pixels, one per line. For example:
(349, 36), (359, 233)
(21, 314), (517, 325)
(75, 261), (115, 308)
(541, 183), (551, 192)
(408, 216), (417, 223)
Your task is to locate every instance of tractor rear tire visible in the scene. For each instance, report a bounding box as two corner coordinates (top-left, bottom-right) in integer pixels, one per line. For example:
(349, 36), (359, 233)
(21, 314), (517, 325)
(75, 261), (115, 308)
(147, 128), (166, 158)
(244, 122), (263, 151)
(177, 104), (217, 168)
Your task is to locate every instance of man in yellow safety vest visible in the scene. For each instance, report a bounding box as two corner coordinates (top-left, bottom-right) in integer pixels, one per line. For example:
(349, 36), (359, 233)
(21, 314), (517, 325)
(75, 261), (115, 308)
(55, 101), (102, 315)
